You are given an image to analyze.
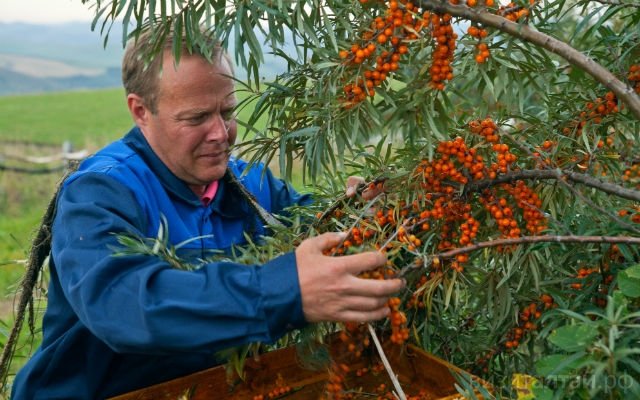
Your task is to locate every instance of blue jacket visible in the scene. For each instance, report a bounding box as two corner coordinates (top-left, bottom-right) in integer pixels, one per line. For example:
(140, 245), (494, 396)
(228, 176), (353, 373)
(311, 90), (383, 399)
(11, 127), (311, 399)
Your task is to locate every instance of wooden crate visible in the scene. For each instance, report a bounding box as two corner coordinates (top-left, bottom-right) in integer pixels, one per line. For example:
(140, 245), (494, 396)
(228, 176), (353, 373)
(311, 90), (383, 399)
(110, 338), (491, 400)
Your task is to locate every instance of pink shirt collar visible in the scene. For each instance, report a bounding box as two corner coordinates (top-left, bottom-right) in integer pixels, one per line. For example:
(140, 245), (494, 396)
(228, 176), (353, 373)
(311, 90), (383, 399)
(201, 181), (219, 206)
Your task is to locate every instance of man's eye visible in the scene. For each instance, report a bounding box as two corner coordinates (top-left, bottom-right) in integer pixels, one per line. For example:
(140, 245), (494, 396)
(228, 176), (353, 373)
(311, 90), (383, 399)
(221, 110), (236, 121)
(188, 114), (208, 124)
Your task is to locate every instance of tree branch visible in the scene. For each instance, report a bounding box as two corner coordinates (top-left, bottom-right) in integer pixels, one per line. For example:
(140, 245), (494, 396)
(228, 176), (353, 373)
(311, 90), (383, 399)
(417, 0), (640, 120)
(464, 168), (640, 202)
(433, 234), (640, 261)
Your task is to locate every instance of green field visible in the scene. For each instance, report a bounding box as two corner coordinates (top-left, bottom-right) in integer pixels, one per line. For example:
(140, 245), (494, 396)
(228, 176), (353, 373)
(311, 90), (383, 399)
(0, 89), (132, 146)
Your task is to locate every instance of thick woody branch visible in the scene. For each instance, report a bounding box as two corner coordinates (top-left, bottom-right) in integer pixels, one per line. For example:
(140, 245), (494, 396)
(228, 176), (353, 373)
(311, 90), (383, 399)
(432, 235), (640, 261)
(417, 0), (640, 120)
(464, 168), (640, 202)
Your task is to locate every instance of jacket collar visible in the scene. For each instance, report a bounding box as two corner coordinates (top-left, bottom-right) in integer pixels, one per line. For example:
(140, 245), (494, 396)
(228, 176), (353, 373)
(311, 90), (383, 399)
(123, 126), (250, 218)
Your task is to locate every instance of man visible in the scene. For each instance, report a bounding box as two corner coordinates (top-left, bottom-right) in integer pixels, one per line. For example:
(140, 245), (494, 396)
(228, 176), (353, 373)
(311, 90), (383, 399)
(11, 31), (403, 399)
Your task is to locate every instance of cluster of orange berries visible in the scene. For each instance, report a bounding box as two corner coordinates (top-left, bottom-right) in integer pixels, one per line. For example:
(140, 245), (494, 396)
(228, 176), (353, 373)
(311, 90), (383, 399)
(435, 203), (475, 272)
(531, 140), (556, 168)
(467, 26), (488, 41)
(570, 267), (599, 290)
(251, 373), (292, 400)
(479, 185), (546, 240)
(338, 0), (554, 105)
(504, 294), (556, 350)
(338, 0), (423, 106)
(560, 64), (640, 137)
(469, 118), (500, 145)
(434, 203), (476, 248)
(396, 224), (423, 252)
(388, 297), (410, 344)
(490, 143), (518, 174)
(410, 120), (544, 261)
(449, 0), (495, 6)
(498, 1), (534, 22)
(467, 25), (491, 64)
(473, 294), (554, 374)
(505, 181), (546, 234)
(563, 91), (619, 136)
(622, 164), (640, 189)
(419, 141), (472, 184)
(427, 13), (457, 90)
(325, 363), (349, 400)
(562, 64), (640, 136)
(569, 265), (613, 308)
(480, 194), (521, 239)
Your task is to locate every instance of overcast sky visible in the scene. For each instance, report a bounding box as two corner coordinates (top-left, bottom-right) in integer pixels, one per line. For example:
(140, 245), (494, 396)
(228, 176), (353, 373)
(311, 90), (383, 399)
(1, 0), (97, 24)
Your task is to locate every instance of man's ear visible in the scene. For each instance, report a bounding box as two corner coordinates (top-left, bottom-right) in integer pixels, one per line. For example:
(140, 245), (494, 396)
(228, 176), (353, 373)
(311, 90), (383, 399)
(127, 93), (150, 127)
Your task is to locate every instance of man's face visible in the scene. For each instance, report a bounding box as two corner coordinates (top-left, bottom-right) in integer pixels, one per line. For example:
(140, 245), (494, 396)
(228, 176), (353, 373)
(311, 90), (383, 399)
(134, 51), (237, 190)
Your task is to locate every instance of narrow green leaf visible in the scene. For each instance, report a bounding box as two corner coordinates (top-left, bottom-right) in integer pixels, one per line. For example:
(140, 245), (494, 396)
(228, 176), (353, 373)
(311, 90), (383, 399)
(321, 7), (338, 53)
(122, 0), (138, 44)
(148, 0), (156, 20)
(172, 13), (184, 65)
(242, 15), (264, 64)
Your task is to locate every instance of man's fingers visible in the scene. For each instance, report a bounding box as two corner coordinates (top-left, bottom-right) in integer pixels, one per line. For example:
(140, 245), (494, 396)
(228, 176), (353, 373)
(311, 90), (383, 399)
(338, 296), (390, 312)
(343, 275), (405, 297)
(305, 232), (348, 252)
(337, 307), (391, 323)
(361, 180), (386, 201)
(346, 176), (365, 198)
(338, 251), (387, 275)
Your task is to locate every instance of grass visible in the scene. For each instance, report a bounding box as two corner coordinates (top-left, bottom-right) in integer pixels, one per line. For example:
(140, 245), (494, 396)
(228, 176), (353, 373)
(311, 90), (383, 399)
(0, 89), (132, 147)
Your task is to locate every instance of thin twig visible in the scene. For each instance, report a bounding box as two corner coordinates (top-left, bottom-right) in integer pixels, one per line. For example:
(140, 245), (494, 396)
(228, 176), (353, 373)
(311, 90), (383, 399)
(367, 323), (407, 400)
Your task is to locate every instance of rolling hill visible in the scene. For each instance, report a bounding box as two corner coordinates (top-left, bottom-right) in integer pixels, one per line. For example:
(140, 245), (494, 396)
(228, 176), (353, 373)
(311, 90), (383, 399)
(0, 22), (292, 96)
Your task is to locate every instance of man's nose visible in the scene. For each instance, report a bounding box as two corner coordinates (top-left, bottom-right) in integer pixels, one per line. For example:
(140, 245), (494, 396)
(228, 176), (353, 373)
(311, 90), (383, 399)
(205, 113), (230, 142)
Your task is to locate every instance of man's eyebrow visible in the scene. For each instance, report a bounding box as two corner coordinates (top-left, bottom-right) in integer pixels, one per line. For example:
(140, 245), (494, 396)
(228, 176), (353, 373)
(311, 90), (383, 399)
(174, 109), (209, 119)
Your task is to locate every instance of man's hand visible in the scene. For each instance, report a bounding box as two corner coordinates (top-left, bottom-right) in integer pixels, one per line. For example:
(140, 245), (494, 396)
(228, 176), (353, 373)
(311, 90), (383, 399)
(296, 232), (405, 323)
(345, 176), (385, 201)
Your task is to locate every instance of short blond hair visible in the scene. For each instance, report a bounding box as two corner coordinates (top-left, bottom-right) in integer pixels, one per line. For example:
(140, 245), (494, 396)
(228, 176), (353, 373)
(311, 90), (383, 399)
(121, 29), (233, 113)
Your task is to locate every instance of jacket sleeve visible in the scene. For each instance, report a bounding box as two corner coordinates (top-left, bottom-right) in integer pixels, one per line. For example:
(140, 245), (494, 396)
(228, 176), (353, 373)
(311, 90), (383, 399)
(51, 173), (307, 355)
